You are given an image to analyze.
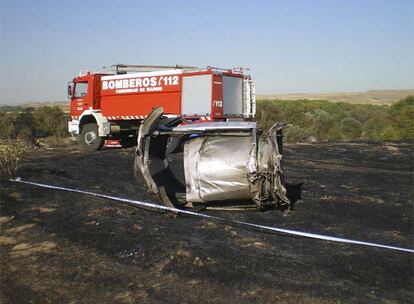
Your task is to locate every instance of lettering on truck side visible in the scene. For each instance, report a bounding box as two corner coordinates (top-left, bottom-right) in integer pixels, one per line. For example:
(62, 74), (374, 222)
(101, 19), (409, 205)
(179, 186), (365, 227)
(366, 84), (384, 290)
(102, 75), (180, 94)
(213, 100), (223, 107)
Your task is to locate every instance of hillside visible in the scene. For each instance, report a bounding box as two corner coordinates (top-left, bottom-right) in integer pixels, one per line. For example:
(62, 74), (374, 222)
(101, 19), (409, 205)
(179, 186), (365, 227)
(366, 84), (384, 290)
(258, 89), (414, 105)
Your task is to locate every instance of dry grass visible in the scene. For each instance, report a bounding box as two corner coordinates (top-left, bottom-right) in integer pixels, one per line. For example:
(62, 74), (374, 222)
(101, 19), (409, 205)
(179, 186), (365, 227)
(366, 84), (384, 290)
(10, 241), (57, 257)
(0, 140), (27, 178)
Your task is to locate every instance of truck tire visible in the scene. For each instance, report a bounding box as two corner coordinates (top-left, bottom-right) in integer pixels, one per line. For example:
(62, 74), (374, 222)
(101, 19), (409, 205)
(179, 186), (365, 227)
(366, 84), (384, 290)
(80, 123), (104, 151)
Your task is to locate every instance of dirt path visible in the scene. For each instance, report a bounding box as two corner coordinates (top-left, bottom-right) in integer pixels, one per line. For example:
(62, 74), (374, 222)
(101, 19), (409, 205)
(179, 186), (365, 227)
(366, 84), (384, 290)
(1, 142), (413, 303)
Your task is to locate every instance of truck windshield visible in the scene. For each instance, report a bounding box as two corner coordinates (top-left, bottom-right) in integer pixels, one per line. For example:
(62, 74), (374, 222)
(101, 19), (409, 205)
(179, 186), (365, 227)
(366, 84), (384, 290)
(74, 82), (88, 98)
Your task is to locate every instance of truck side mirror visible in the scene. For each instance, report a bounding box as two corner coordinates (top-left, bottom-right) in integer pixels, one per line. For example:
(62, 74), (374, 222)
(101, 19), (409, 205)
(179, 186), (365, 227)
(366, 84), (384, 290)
(67, 83), (73, 98)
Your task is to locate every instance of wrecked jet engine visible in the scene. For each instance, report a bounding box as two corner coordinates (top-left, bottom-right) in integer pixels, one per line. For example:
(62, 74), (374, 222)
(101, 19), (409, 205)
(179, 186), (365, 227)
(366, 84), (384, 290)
(134, 107), (291, 211)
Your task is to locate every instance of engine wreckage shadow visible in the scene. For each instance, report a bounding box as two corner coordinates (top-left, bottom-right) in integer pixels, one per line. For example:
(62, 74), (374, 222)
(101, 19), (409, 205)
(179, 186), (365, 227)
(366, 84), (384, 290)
(284, 182), (303, 210)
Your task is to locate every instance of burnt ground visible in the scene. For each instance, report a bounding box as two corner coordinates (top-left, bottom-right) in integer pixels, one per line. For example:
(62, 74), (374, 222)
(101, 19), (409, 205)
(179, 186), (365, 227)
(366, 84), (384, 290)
(0, 142), (413, 303)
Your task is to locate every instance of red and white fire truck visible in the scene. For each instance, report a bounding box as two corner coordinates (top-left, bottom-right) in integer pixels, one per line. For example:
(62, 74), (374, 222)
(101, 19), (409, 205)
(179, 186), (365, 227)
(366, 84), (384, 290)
(67, 64), (256, 150)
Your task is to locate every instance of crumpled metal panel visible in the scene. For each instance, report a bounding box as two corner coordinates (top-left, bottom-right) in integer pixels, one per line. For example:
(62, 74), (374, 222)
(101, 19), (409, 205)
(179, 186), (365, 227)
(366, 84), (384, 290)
(183, 136), (205, 203)
(184, 136), (253, 203)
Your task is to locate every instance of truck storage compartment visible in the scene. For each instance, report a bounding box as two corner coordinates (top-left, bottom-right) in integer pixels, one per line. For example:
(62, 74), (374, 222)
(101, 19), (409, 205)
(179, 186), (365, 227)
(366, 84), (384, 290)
(181, 74), (212, 116)
(223, 76), (243, 116)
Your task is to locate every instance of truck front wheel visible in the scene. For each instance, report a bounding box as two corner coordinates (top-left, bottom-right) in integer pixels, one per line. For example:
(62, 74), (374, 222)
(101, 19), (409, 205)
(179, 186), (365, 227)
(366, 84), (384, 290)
(80, 123), (104, 151)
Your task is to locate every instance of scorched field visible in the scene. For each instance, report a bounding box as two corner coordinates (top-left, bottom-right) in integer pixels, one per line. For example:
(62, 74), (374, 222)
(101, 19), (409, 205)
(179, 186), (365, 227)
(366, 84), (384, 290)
(0, 142), (413, 303)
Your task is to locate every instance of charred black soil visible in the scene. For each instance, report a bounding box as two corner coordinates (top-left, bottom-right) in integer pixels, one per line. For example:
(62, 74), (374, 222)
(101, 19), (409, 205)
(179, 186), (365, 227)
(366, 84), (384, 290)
(1, 142), (413, 303)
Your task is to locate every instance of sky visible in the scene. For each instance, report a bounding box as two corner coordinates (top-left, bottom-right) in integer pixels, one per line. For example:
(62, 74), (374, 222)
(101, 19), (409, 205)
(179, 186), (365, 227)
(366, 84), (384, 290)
(0, 0), (413, 104)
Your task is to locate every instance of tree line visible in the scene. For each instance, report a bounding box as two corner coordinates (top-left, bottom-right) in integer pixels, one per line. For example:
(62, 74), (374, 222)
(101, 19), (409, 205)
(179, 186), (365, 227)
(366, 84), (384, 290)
(255, 96), (414, 143)
(0, 106), (68, 139)
(0, 96), (413, 143)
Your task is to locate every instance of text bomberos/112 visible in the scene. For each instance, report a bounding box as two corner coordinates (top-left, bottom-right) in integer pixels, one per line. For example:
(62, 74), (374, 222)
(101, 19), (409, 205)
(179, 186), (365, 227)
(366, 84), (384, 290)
(102, 75), (180, 94)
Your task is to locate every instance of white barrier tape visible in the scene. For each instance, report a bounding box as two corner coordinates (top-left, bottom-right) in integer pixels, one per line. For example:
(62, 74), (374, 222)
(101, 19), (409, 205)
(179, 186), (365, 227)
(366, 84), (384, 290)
(10, 178), (414, 254)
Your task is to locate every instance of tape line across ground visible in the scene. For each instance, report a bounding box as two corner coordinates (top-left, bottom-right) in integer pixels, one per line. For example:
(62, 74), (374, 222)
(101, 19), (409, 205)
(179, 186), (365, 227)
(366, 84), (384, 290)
(9, 178), (414, 254)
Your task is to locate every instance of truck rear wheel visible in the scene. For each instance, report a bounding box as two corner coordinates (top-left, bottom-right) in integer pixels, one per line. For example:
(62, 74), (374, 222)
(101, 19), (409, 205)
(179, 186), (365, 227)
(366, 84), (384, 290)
(80, 123), (104, 151)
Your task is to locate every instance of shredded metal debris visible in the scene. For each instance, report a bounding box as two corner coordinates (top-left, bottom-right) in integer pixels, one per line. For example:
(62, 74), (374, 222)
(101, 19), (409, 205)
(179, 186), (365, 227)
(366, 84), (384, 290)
(134, 107), (291, 211)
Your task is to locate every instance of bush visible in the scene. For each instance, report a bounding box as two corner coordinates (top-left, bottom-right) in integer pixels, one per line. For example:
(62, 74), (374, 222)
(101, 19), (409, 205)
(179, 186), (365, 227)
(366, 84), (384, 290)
(0, 113), (18, 139)
(311, 109), (343, 141)
(256, 101), (284, 132)
(0, 140), (27, 178)
(32, 106), (68, 137)
(362, 113), (394, 141)
(284, 125), (310, 143)
(389, 96), (414, 140)
(341, 118), (362, 140)
(379, 125), (401, 141)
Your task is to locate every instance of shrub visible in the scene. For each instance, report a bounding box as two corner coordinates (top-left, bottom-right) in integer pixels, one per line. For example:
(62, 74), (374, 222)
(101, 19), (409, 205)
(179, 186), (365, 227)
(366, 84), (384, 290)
(313, 111), (343, 141)
(0, 113), (18, 139)
(398, 106), (414, 139)
(379, 125), (401, 141)
(341, 118), (362, 140)
(32, 106), (68, 137)
(284, 125), (310, 143)
(362, 113), (394, 141)
(256, 101), (284, 132)
(389, 96), (414, 140)
(0, 140), (27, 178)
